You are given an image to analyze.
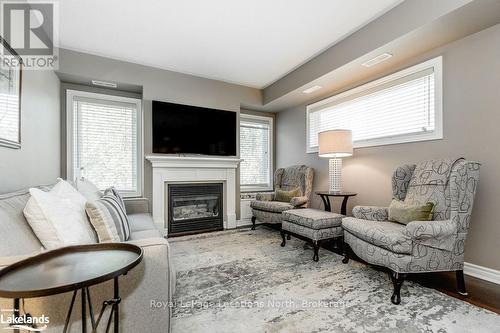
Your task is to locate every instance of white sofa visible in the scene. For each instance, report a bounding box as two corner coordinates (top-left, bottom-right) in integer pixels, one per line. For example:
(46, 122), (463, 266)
(0, 186), (175, 332)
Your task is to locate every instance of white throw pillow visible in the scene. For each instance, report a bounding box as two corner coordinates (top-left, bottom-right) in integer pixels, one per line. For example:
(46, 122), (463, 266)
(76, 178), (103, 202)
(23, 180), (97, 249)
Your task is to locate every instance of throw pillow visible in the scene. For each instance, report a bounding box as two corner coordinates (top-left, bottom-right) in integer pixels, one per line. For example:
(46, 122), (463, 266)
(388, 199), (434, 225)
(76, 178), (103, 201)
(274, 188), (301, 203)
(104, 186), (126, 213)
(23, 180), (97, 250)
(85, 194), (131, 242)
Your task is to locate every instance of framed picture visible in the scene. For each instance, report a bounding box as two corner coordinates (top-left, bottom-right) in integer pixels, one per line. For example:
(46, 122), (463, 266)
(0, 36), (22, 149)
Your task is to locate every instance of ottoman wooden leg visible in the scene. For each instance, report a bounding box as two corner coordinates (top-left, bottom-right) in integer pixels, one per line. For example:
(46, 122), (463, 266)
(313, 240), (320, 262)
(280, 230), (286, 247)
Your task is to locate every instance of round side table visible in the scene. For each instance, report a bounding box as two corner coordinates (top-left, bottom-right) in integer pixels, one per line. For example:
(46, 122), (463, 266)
(315, 191), (357, 215)
(0, 243), (143, 333)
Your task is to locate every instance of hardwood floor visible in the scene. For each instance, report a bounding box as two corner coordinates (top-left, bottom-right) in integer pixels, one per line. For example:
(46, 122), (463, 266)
(409, 271), (500, 314)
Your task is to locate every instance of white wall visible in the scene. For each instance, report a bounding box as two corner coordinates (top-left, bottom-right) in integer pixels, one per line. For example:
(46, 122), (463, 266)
(0, 70), (61, 193)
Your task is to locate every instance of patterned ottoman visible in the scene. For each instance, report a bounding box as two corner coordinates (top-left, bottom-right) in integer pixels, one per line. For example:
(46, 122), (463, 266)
(281, 208), (343, 261)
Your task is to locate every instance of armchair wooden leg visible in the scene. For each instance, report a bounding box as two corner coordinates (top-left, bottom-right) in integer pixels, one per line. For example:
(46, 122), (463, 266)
(390, 272), (407, 305)
(313, 240), (320, 262)
(280, 230), (286, 247)
(251, 216), (256, 230)
(456, 270), (468, 296)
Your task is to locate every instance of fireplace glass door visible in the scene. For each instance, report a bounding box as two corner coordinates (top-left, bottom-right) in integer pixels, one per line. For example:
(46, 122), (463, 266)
(168, 183), (223, 236)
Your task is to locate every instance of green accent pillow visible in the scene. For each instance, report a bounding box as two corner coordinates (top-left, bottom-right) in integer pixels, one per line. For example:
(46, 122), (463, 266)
(274, 188), (301, 203)
(388, 199), (434, 225)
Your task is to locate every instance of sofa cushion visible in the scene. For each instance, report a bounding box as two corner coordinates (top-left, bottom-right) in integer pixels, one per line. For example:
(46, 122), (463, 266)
(0, 190), (44, 257)
(283, 209), (342, 229)
(250, 200), (294, 213)
(342, 217), (413, 254)
(129, 229), (162, 240)
(128, 213), (157, 232)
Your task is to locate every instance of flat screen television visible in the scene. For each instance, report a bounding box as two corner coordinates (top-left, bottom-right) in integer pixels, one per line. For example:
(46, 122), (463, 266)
(152, 100), (237, 156)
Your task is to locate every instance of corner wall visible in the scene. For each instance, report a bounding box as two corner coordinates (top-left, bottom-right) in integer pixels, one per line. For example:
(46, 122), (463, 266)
(276, 24), (500, 270)
(0, 70), (61, 193)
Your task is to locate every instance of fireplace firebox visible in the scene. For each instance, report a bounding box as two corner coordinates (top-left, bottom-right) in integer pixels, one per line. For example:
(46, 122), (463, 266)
(168, 183), (223, 236)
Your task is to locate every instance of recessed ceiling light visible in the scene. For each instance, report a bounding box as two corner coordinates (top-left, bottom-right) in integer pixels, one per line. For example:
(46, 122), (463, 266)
(302, 85), (322, 94)
(361, 53), (393, 67)
(91, 80), (118, 88)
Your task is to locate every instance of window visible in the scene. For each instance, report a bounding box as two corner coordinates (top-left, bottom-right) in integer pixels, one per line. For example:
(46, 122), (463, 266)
(67, 90), (142, 197)
(307, 57), (442, 152)
(240, 113), (273, 192)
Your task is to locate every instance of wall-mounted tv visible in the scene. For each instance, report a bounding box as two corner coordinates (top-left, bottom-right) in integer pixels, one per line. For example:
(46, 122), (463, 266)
(152, 100), (237, 156)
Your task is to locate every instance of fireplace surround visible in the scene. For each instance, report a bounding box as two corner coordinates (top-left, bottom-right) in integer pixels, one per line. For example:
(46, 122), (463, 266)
(146, 155), (242, 235)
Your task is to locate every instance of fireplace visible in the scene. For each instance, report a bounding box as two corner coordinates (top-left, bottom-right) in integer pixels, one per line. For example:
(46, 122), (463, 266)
(168, 183), (223, 236)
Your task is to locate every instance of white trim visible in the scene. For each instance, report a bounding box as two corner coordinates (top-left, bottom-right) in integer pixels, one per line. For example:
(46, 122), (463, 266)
(239, 113), (274, 192)
(66, 89), (143, 198)
(464, 262), (500, 285)
(306, 56), (443, 152)
(145, 155), (242, 233)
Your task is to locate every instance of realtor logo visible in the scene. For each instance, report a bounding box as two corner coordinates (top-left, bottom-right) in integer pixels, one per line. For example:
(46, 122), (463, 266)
(0, 0), (59, 69)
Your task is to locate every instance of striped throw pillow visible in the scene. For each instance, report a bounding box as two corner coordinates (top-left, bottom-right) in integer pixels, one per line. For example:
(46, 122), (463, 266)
(104, 187), (126, 213)
(85, 194), (131, 242)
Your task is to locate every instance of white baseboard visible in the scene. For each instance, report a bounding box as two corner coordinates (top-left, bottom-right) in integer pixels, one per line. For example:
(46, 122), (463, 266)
(464, 262), (500, 285)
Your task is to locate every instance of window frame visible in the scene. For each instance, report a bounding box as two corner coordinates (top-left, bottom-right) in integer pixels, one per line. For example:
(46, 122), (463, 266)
(239, 113), (274, 193)
(306, 56), (443, 153)
(66, 89), (143, 198)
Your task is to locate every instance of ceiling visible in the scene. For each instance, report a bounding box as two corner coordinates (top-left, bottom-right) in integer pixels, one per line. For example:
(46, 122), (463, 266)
(59, 0), (403, 89)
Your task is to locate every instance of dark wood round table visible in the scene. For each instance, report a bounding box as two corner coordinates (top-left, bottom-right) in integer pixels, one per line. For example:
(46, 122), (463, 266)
(315, 191), (357, 215)
(0, 243), (143, 333)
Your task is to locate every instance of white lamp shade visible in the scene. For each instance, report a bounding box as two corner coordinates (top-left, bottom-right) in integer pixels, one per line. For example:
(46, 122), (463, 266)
(318, 129), (353, 158)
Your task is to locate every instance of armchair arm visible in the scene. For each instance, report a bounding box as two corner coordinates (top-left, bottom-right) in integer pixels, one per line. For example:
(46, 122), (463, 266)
(405, 219), (457, 251)
(352, 206), (388, 221)
(255, 192), (274, 201)
(290, 196), (308, 207)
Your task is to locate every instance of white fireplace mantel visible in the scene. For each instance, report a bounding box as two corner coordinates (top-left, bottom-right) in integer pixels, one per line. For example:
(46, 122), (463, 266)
(145, 155), (242, 234)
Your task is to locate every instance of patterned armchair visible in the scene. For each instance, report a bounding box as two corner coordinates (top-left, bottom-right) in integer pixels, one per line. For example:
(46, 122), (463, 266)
(250, 165), (314, 230)
(342, 158), (481, 304)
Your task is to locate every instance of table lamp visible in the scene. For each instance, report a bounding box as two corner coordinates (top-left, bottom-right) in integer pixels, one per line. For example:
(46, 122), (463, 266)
(318, 129), (353, 193)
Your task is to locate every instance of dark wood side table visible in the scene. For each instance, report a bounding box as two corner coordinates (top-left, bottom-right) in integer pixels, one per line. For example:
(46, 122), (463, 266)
(316, 191), (357, 215)
(0, 243), (143, 333)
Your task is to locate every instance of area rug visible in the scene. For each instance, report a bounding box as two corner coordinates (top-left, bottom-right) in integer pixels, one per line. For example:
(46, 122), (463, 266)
(169, 227), (500, 333)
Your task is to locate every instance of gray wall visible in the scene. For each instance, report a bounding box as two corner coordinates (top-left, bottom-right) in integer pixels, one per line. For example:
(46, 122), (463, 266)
(0, 70), (61, 193)
(56, 49), (262, 219)
(276, 24), (500, 270)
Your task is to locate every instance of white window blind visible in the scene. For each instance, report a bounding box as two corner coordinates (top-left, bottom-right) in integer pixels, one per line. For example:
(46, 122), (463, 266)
(0, 91), (19, 145)
(307, 57), (442, 151)
(69, 91), (142, 196)
(240, 114), (273, 191)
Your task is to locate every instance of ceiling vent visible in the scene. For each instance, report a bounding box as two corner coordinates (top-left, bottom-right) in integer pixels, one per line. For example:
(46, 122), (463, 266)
(361, 53), (393, 67)
(91, 80), (118, 88)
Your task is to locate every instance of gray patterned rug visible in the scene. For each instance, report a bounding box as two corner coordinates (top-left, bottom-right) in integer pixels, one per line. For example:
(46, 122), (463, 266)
(170, 227), (500, 333)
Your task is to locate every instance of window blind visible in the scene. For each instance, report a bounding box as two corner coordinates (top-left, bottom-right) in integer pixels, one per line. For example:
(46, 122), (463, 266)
(307, 58), (441, 150)
(72, 95), (140, 194)
(0, 91), (19, 144)
(240, 116), (272, 190)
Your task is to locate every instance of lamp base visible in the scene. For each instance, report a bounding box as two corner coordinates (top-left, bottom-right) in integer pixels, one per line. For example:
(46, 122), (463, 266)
(329, 158), (342, 193)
